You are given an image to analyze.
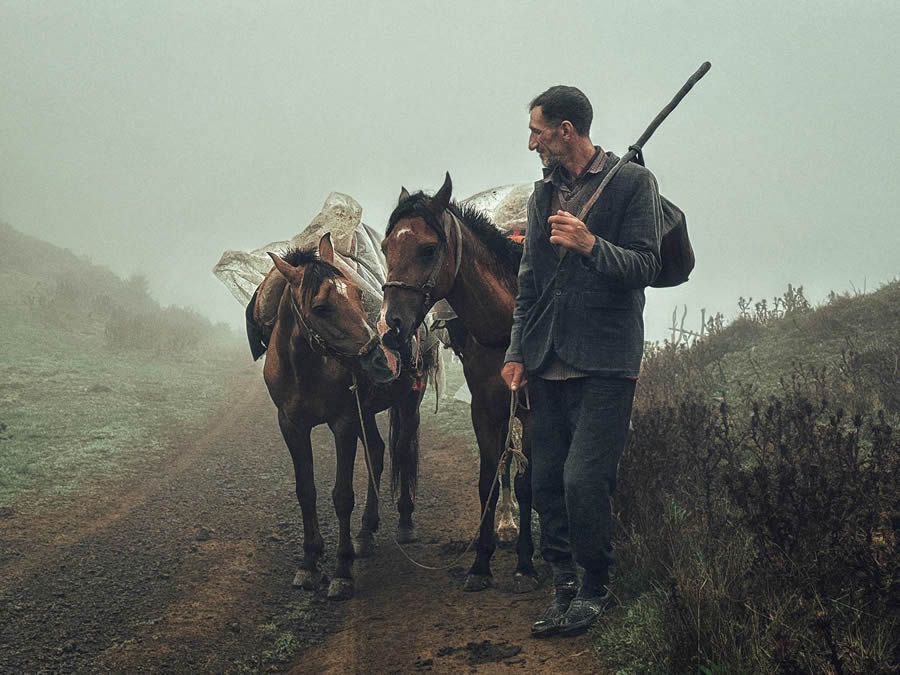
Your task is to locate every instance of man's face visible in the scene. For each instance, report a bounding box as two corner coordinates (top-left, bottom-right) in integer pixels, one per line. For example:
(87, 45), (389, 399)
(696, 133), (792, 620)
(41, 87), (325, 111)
(528, 106), (565, 169)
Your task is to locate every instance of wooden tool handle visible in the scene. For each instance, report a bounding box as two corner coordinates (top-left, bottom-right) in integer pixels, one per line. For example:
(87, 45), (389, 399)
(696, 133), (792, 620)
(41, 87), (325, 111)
(633, 61), (712, 152)
(576, 62), (712, 222)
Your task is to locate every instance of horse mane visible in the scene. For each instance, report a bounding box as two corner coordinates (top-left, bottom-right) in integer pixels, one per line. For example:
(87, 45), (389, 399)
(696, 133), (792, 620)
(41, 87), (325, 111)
(280, 246), (346, 307)
(387, 192), (523, 283)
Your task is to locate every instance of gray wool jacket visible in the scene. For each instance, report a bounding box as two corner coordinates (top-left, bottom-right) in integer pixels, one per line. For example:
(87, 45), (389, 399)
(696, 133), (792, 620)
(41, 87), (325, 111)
(504, 152), (663, 378)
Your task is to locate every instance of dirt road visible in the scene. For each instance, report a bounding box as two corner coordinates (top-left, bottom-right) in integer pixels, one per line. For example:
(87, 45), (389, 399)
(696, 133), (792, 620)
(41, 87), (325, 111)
(0, 364), (599, 673)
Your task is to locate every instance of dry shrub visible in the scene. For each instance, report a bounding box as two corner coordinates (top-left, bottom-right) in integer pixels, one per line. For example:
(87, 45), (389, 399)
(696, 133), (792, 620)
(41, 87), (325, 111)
(600, 288), (899, 674)
(104, 305), (213, 354)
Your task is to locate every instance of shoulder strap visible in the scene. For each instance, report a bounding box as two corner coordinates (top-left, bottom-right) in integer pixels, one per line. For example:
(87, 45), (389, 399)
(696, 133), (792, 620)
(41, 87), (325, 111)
(576, 149), (635, 222)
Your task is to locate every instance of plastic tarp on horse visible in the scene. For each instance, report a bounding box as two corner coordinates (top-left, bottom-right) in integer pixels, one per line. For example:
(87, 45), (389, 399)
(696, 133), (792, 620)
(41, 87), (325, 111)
(214, 193), (385, 315)
(463, 183), (531, 234)
(213, 184), (531, 322)
(212, 185), (532, 402)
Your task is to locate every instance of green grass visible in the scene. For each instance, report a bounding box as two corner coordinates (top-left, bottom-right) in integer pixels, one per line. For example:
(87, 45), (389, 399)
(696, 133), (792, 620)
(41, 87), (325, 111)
(593, 591), (669, 675)
(0, 308), (248, 505)
(0, 231), (249, 508)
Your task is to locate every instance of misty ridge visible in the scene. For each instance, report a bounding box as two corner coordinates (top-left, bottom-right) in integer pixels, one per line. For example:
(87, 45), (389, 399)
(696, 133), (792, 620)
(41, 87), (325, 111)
(0, 221), (239, 355)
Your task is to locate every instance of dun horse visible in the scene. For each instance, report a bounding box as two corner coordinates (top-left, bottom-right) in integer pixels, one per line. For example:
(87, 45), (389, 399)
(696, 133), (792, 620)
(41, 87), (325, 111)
(247, 233), (435, 600)
(380, 174), (538, 593)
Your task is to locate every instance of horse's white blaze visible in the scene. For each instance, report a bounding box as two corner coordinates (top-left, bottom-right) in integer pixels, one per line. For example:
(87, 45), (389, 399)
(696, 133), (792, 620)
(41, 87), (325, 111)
(393, 226), (415, 238)
(332, 278), (350, 298)
(329, 278), (374, 339)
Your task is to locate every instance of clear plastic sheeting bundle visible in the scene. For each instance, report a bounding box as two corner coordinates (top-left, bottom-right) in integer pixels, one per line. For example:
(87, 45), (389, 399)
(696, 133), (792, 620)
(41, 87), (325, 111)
(463, 183), (532, 234)
(213, 184), (533, 319)
(212, 185), (535, 404)
(213, 192), (383, 311)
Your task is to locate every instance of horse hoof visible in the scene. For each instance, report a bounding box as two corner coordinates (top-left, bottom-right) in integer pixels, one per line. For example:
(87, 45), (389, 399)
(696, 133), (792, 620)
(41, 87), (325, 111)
(293, 569), (324, 591)
(513, 572), (540, 594)
(327, 577), (354, 601)
(396, 525), (417, 544)
(496, 524), (519, 546)
(463, 573), (493, 592)
(354, 533), (376, 558)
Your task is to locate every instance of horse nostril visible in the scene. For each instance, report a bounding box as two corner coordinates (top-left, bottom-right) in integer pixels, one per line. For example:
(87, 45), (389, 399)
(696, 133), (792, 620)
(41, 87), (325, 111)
(382, 326), (398, 350)
(383, 314), (403, 344)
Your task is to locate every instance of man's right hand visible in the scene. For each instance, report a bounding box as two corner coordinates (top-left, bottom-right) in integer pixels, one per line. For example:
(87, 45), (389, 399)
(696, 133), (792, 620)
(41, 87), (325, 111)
(501, 361), (527, 391)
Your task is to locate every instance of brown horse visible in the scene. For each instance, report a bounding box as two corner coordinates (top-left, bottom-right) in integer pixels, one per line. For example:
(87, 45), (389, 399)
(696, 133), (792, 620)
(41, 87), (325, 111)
(380, 174), (538, 593)
(248, 233), (434, 600)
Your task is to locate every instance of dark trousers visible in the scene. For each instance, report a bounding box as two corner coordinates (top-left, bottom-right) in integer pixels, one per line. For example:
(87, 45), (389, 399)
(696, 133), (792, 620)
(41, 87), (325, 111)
(529, 375), (635, 593)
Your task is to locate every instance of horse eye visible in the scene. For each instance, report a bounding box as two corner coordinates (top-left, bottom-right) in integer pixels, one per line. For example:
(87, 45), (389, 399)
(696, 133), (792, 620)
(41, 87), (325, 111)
(420, 245), (437, 259)
(312, 304), (330, 316)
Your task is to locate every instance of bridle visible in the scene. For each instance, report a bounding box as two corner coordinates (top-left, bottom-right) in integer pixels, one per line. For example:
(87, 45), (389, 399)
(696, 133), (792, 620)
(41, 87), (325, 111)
(287, 282), (380, 361)
(381, 209), (464, 308)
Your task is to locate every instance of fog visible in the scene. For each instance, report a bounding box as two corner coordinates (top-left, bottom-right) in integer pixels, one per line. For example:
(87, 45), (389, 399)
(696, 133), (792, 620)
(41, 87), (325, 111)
(2, 1), (898, 343)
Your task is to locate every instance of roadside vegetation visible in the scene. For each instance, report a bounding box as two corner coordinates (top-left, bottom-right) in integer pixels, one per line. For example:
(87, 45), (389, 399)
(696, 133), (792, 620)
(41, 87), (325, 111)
(594, 282), (899, 673)
(0, 223), (248, 508)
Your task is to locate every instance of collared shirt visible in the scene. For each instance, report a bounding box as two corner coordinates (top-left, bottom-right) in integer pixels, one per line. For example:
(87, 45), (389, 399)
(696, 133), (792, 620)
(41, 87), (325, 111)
(544, 146), (608, 249)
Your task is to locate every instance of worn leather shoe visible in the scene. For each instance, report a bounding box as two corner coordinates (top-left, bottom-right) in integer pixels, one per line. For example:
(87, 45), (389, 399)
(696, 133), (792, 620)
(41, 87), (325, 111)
(557, 590), (614, 637)
(530, 582), (578, 638)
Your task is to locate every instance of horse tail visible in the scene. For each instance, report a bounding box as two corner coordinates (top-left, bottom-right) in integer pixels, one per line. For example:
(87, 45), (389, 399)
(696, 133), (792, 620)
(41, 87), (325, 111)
(388, 403), (419, 501)
(245, 289), (268, 361)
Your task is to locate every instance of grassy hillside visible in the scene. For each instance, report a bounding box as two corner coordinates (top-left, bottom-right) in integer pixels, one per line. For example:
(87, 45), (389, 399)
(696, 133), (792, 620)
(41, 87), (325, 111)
(681, 282), (899, 410)
(594, 282), (899, 674)
(0, 223), (250, 508)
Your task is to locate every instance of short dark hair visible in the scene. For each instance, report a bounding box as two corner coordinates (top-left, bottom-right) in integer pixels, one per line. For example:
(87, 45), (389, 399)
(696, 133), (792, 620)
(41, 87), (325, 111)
(529, 85), (593, 136)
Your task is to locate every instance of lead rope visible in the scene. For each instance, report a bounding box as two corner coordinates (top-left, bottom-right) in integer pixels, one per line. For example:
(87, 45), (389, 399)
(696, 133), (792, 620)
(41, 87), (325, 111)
(350, 374), (527, 571)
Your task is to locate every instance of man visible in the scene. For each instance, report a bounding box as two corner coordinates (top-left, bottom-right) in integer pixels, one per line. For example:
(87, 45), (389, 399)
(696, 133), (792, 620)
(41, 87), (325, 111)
(501, 85), (662, 638)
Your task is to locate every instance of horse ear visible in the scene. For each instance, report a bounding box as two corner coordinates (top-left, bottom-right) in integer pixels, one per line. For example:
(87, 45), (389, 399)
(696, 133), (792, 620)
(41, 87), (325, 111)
(268, 252), (304, 285)
(398, 186), (411, 204)
(430, 172), (452, 216)
(318, 232), (335, 264)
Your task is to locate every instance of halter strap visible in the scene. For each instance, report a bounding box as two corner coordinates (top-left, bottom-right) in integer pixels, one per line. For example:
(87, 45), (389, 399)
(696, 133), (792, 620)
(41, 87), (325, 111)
(288, 287), (380, 360)
(382, 209), (464, 307)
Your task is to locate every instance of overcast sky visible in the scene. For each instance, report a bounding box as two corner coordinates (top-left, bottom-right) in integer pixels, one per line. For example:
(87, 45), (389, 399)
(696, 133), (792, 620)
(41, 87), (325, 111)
(2, 1), (898, 342)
